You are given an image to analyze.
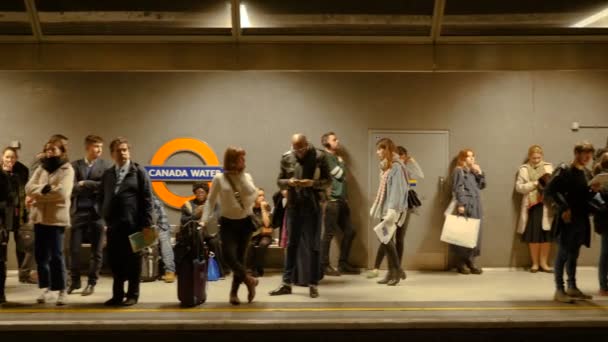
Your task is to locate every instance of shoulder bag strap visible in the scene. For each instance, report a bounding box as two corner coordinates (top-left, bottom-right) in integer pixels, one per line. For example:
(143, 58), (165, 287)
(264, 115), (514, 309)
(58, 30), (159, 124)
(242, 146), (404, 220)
(224, 173), (246, 211)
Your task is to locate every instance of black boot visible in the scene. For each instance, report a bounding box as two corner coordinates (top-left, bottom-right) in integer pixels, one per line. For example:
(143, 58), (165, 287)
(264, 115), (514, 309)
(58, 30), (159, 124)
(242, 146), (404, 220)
(377, 271), (392, 284)
(387, 269), (401, 286)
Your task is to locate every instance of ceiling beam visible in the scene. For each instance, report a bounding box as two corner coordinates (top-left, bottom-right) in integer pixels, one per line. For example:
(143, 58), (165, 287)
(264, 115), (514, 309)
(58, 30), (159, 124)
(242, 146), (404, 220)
(23, 0), (43, 41)
(431, 0), (446, 43)
(231, 0), (241, 41)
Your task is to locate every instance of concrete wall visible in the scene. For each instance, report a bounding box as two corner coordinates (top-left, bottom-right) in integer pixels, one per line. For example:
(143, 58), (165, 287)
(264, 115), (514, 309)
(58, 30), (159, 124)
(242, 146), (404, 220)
(1, 71), (607, 269)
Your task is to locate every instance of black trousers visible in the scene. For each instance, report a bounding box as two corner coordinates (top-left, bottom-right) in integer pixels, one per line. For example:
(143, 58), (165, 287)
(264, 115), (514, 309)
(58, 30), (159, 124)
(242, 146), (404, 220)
(374, 213), (410, 269)
(283, 209), (322, 286)
(70, 209), (105, 286)
(0, 242), (6, 296)
(219, 217), (253, 291)
(107, 226), (142, 300)
(321, 200), (355, 267)
(248, 235), (272, 271)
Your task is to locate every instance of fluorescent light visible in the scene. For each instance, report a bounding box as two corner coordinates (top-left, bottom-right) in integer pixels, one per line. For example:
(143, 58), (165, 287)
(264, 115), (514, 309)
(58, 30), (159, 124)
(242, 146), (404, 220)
(571, 7), (608, 27)
(240, 3), (251, 28)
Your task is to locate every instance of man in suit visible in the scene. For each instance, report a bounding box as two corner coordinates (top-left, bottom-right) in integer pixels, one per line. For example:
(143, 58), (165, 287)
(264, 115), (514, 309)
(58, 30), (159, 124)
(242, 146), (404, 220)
(67, 135), (112, 296)
(99, 137), (154, 306)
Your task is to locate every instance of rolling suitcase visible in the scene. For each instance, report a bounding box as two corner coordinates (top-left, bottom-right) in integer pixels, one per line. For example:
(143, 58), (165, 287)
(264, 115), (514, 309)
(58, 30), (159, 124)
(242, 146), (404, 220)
(176, 220), (209, 307)
(140, 245), (160, 282)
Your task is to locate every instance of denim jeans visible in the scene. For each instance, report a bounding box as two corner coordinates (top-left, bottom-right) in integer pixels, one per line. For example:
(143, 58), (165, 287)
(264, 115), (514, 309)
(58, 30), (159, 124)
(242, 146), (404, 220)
(599, 232), (608, 291)
(554, 240), (581, 291)
(158, 228), (175, 273)
(34, 224), (67, 291)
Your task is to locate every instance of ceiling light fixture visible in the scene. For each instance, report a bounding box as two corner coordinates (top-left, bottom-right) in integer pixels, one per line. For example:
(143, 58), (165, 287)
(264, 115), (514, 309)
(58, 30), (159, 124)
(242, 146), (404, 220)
(571, 7), (608, 27)
(240, 3), (251, 28)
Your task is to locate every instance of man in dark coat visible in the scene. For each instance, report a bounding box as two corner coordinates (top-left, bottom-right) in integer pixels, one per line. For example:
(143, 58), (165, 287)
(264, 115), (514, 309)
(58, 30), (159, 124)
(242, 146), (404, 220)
(98, 137), (153, 306)
(269, 134), (331, 299)
(68, 135), (112, 296)
(546, 142), (601, 303)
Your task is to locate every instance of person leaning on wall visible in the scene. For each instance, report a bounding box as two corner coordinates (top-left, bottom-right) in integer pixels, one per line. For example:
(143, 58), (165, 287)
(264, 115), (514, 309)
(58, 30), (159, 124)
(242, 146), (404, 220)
(25, 138), (74, 306)
(515, 145), (554, 273)
(450, 148), (486, 275)
(593, 152), (608, 297)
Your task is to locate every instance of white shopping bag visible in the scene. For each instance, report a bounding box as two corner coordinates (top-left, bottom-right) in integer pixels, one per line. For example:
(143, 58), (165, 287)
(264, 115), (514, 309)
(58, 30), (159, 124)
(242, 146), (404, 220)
(373, 221), (398, 245)
(440, 214), (480, 249)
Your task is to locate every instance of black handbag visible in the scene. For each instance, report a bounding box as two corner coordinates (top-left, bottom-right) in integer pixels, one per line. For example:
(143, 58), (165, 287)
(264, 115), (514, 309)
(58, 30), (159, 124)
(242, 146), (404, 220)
(407, 189), (422, 209)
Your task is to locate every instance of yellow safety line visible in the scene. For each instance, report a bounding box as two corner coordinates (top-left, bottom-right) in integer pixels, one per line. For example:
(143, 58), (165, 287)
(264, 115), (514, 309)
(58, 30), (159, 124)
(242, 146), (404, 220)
(1, 305), (608, 314)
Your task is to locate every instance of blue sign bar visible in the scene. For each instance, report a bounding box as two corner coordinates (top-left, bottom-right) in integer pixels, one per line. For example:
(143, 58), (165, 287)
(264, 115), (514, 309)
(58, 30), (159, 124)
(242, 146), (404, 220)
(145, 166), (223, 182)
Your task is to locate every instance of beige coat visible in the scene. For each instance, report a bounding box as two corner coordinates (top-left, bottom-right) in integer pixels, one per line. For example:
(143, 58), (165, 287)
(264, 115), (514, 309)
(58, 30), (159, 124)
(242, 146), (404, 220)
(515, 162), (554, 234)
(26, 162), (74, 227)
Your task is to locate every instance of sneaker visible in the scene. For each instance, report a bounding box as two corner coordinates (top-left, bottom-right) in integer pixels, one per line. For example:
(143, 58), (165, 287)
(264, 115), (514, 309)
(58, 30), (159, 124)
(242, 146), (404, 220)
(554, 289), (574, 304)
(366, 269), (380, 279)
(567, 287), (593, 300)
(36, 289), (54, 304)
(56, 291), (68, 306)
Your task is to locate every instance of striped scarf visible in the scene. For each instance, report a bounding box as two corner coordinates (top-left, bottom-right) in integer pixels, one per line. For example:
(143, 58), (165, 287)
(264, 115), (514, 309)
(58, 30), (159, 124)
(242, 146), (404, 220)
(370, 168), (391, 219)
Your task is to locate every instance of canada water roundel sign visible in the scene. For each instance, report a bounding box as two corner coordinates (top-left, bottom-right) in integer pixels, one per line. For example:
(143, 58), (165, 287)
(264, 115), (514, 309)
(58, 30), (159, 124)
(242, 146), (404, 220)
(145, 138), (222, 209)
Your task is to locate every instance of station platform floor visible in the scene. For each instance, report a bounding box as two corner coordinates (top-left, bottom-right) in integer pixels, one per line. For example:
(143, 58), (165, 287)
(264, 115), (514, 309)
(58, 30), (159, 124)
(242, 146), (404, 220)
(2, 268), (608, 341)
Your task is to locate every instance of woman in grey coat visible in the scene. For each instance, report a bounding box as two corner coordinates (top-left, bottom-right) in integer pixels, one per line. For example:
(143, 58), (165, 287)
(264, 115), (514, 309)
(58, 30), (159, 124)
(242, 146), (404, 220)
(451, 148), (486, 275)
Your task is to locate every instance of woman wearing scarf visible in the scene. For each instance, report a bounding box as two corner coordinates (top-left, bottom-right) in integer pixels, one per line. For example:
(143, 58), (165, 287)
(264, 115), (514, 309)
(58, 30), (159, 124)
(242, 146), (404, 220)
(515, 145), (554, 273)
(369, 138), (408, 286)
(26, 138), (74, 306)
(451, 149), (486, 275)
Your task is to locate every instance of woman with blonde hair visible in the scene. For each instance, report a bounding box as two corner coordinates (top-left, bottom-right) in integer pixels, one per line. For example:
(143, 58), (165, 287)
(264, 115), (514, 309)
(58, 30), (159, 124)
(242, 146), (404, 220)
(515, 145), (554, 273)
(369, 138), (408, 286)
(451, 148), (486, 274)
(202, 147), (259, 305)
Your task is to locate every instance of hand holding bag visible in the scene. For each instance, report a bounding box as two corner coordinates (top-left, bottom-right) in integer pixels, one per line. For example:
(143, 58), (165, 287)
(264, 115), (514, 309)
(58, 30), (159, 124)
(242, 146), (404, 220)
(440, 214), (481, 249)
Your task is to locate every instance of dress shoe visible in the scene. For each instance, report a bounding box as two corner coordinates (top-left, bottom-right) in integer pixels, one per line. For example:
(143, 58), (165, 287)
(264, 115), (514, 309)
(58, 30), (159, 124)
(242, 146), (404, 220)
(323, 265), (341, 277)
(567, 287), (593, 300)
(244, 275), (259, 303)
(309, 286), (319, 298)
(338, 263), (361, 275)
(123, 297), (138, 306)
(104, 297), (123, 306)
(82, 285), (95, 296)
(377, 272), (392, 284)
(67, 282), (81, 295)
(229, 293), (241, 305)
(19, 275), (38, 284)
(269, 284), (292, 296)
(554, 289), (574, 304)
(162, 272), (176, 283)
(469, 265), (483, 275)
(457, 264), (471, 275)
